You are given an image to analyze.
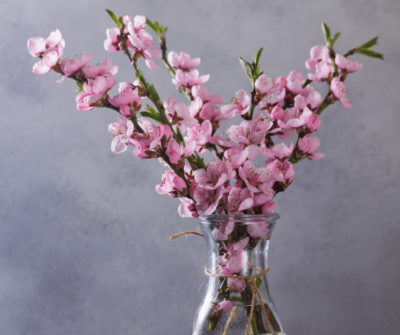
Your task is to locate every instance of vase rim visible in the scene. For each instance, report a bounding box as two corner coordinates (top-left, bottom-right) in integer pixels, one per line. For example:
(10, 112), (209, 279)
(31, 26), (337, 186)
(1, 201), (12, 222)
(198, 212), (280, 223)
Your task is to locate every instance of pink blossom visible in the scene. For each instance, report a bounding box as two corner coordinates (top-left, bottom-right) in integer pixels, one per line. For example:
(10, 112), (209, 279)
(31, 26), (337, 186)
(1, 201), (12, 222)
(253, 192), (275, 214)
(131, 118), (173, 159)
(208, 134), (234, 149)
(227, 278), (246, 293)
(305, 112), (321, 132)
(82, 59), (118, 79)
(193, 185), (224, 217)
(223, 145), (247, 169)
(256, 86), (285, 111)
(271, 106), (305, 131)
(194, 159), (235, 190)
(156, 170), (187, 197)
(27, 29), (65, 57)
(268, 159), (295, 182)
(104, 28), (123, 53)
(200, 104), (222, 123)
(191, 85), (223, 104)
(305, 45), (330, 71)
(253, 112), (272, 132)
(238, 160), (273, 194)
(286, 70), (314, 96)
(335, 54), (363, 73)
(166, 139), (196, 167)
(109, 87), (142, 117)
(220, 89), (251, 118)
(223, 144), (260, 168)
(330, 77), (352, 109)
(308, 61), (334, 82)
(163, 98), (198, 129)
(128, 29), (161, 69)
(227, 187), (254, 213)
(32, 46), (64, 74)
(76, 73), (116, 112)
(285, 107), (320, 130)
(262, 141), (294, 164)
(168, 51), (200, 71)
(126, 15), (153, 47)
(28, 30), (65, 74)
(215, 301), (235, 314)
(276, 75), (287, 90)
(108, 115), (135, 153)
(172, 69), (209, 88)
(247, 222), (273, 240)
(188, 97), (203, 118)
(274, 128), (296, 140)
(298, 135), (325, 160)
(255, 75), (280, 95)
(57, 52), (91, 82)
(212, 221), (234, 241)
(227, 119), (268, 146)
(178, 198), (198, 218)
(184, 120), (213, 154)
(294, 92), (322, 111)
(218, 237), (249, 274)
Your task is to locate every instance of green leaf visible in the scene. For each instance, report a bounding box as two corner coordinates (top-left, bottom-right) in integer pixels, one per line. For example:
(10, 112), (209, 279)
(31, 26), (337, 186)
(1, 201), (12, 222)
(332, 32), (341, 44)
(255, 277), (262, 289)
(321, 22), (332, 46)
(105, 9), (122, 29)
(356, 49), (384, 60)
(239, 57), (253, 81)
(148, 84), (160, 101)
(75, 81), (84, 92)
(252, 47), (263, 79)
(135, 70), (148, 89)
(140, 111), (162, 123)
(176, 127), (184, 142)
(358, 36), (378, 50)
(146, 104), (158, 116)
(252, 47), (263, 68)
(145, 18), (157, 33)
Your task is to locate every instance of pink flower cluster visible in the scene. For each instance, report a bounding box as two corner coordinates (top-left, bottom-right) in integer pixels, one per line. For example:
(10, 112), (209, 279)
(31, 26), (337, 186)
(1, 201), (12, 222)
(305, 45), (362, 109)
(104, 15), (161, 69)
(28, 19), (366, 220)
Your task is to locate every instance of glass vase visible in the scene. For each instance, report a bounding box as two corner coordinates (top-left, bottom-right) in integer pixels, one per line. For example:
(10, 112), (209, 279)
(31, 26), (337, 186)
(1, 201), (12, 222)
(191, 214), (282, 335)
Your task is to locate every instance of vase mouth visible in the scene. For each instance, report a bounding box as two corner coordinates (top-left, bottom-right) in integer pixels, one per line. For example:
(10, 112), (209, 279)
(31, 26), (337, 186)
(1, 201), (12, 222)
(198, 212), (280, 224)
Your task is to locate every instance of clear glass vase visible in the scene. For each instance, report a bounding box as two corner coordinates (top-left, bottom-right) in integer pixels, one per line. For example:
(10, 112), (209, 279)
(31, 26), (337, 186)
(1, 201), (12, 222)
(191, 214), (282, 335)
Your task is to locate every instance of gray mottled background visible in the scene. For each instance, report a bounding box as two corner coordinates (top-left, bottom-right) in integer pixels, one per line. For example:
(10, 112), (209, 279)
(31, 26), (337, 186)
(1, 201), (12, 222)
(1, 0), (399, 334)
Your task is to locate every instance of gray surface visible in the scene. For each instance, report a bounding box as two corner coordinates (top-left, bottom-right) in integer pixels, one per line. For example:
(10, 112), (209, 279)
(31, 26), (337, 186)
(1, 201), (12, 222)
(1, 0), (400, 334)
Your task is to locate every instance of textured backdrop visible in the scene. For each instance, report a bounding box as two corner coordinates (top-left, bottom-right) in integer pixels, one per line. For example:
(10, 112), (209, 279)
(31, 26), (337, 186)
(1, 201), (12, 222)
(1, 0), (400, 334)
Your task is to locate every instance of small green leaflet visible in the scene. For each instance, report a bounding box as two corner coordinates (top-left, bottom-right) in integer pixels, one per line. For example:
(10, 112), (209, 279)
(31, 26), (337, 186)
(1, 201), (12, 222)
(140, 104), (163, 123)
(332, 32), (341, 44)
(255, 277), (262, 288)
(357, 49), (384, 60)
(146, 18), (167, 36)
(140, 111), (162, 123)
(253, 47), (263, 67)
(239, 57), (253, 81)
(148, 84), (160, 101)
(358, 36), (378, 50)
(105, 9), (122, 29)
(145, 18), (157, 33)
(321, 22), (332, 47)
(75, 81), (84, 92)
(176, 127), (184, 142)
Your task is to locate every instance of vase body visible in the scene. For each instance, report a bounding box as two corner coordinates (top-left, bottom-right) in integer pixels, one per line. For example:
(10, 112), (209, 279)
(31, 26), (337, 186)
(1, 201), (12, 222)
(191, 214), (282, 335)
